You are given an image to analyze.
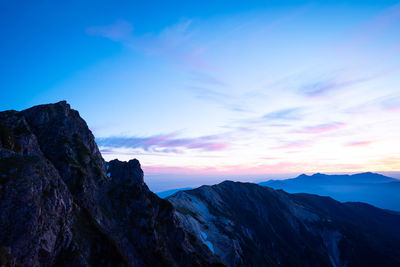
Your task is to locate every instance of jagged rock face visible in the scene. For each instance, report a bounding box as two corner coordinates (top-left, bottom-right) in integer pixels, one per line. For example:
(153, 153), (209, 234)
(21, 102), (107, 216)
(0, 150), (74, 266)
(99, 159), (221, 266)
(168, 181), (400, 267)
(0, 101), (222, 267)
(0, 109), (75, 266)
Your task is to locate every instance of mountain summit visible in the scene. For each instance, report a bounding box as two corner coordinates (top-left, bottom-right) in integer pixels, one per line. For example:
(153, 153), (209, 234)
(0, 101), (221, 266)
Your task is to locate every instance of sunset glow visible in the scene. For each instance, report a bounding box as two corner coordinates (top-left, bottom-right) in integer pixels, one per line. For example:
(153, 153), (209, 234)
(1, 1), (399, 190)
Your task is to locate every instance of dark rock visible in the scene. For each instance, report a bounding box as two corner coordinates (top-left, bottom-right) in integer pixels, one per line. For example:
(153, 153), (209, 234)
(107, 159), (144, 186)
(99, 159), (221, 266)
(0, 101), (223, 267)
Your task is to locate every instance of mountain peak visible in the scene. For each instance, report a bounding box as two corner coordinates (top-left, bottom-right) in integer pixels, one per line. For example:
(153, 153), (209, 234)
(23, 100), (70, 113)
(297, 173), (309, 178)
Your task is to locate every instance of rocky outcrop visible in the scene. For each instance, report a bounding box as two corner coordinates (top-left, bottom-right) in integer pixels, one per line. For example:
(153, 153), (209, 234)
(168, 181), (400, 267)
(0, 101), (222, 267)
(98, 159), (221, 266)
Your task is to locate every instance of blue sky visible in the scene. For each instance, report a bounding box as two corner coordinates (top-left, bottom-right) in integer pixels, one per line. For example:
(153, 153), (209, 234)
(1, 1), (400, 191)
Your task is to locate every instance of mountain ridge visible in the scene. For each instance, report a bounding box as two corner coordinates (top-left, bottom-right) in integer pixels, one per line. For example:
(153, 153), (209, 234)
(168, 180), (400, 267)
(260, 172), (400, 211)
(268, 172), (398, 183)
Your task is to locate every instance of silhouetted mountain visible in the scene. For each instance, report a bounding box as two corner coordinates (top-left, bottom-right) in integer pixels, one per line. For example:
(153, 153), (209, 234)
(0, 101), (222, 267)
(168, 181), (400, 267)
(260, 172), (400, 211)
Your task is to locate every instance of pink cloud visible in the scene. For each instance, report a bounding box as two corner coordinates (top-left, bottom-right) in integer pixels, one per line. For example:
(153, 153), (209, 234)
(272, 140), (313, 150)
(97, 133), (230, 153)
(140, 133), (176, 146)
(346, 141), (373, 147)
(385, 106), (400, 112)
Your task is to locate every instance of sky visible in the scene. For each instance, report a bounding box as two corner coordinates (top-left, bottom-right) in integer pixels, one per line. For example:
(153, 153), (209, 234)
(1, 1), (400, 191)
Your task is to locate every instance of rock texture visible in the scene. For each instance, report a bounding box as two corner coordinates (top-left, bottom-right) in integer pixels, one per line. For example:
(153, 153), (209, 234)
(0, 101), (222, 267)
(168, 181), (400, 267)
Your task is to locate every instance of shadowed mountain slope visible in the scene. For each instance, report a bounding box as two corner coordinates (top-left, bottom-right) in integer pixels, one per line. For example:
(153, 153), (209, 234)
(168, 181), (400, 267)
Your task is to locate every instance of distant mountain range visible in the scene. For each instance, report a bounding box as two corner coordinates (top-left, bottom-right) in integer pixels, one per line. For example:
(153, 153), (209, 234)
(260, 172), (400, 211)
(168, 181), (400, 267)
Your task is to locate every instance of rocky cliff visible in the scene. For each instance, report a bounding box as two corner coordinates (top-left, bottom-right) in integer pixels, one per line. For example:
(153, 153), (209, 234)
(0, 101), (222, 267)
(168, 181), (400, 267)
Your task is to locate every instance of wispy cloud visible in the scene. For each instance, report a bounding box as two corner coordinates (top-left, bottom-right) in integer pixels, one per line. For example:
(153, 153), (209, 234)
(186, 86), (228, 102)
(381, 95), (400, 112)
(340, 3), (400, 52)
(294, 122), (346, 134)
(83, 7), (400, 177)
(346, 140), (373, 147)
(86, 20), (133, 42)
(301, 76), (372, 97)
(185, 71), (257, 114)
(262, 107), (303, 121)
(228, 107), (305, 131)
(96, 133), (229, 153)
(188, 71), (227, 87)
(272, 140), (313, 150)
(86, 19), (210, 70)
